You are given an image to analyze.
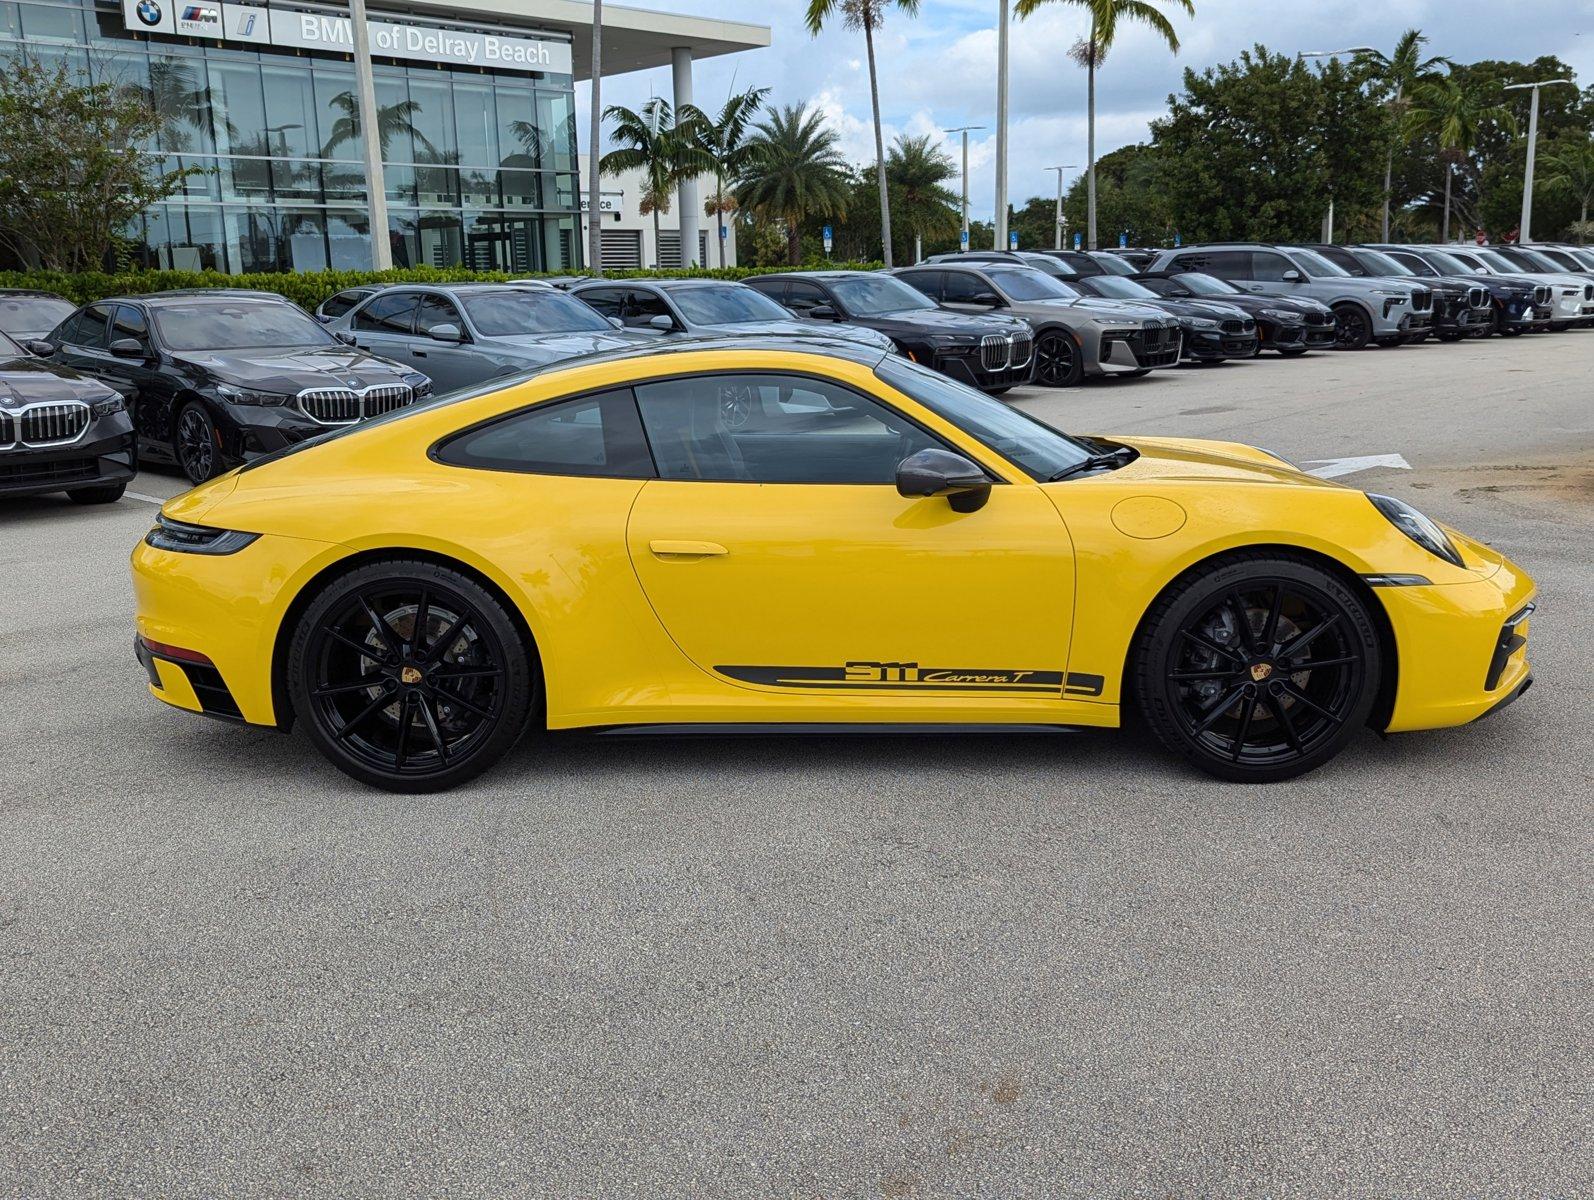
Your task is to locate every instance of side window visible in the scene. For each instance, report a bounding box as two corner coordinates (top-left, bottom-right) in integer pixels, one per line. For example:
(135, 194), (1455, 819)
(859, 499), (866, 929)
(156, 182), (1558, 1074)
(940, 271), (987, 303)
(782, 281), (830, 315)
(1249, 252), (1294, 282)
(435, 389), (654, 478)
(1317, 247), (1358, 274)
(633, 372), (944, 485)
(743, 278), (786, 305)
(320, 290), (367, 319)
(623, 290), (673, 328)
(1168, 253), (1210, 275)
(577, 288), (626, 319)
(896, 271), (942, 301)
(415, 295), (465, 337)
(1391, 252), (1434, 277)
(354, 292), (420, 334)
(111, 305), (152, 354)
(71, 304), (113, 349)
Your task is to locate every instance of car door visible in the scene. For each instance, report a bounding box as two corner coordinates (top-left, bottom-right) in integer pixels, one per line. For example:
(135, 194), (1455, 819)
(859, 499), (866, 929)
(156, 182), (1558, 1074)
(1244, 250), (1298, 297)
(349, 291), (421, 361)
(938, 269), (999, 313)
(623, 369), (1076, 711)
(52, 303), (113, 375)
(896, 269), (945, 303)
(410, 294), (487, 392)
(782, 280), (835, 321)
(621, 288), (677, 336)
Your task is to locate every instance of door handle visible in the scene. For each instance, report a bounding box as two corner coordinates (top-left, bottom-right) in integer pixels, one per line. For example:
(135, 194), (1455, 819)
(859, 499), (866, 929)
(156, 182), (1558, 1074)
(411, 348), (428, 358)
(649, 539), (728, 558)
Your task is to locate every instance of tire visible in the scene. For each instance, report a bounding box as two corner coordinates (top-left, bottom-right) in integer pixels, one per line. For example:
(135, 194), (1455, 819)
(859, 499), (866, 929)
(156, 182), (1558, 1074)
(66, 481), (127, 504)
(1034, 329), (1084, 388)
(175, 401), (225, 485)
(287, 560), (535, 792)
(1278, 346), (1309, 358)
(1332, 304), (1372, 350)
(1131, 553), (1381, 783)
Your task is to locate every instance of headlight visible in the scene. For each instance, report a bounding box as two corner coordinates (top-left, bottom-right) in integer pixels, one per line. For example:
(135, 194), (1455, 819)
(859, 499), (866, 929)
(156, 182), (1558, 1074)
(90, 393), (124, 416)
(1186, 317), (1218, 330)
(215, 384), (292, 407)
(143, 515), (260, 556)
(1371, 288), (1407, 298)
(1366, 494), (1464, 568)
(403, 372), (433, 398)
(929, 334), (977, 347)
(1258, 309), (1297, 320)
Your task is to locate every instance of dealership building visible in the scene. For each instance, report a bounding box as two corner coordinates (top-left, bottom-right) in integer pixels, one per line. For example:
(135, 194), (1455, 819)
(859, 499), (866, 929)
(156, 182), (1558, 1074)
(1, 0), (767, 272)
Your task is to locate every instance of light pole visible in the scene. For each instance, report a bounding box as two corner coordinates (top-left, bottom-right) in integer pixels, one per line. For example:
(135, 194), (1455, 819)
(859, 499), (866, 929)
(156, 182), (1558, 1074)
(587, 0), (605, 275)
(994, 0), (1009, 250)
(943, 125), (984, 250)
(1047, 164), (1078, 249)
(1504, 79), (1574, 242)
(1298, 48), (1376, 245)
(348, 0), (390, 269)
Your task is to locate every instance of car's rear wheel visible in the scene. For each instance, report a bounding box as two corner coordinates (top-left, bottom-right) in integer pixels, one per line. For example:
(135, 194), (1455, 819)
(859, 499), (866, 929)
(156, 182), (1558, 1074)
(1034, 329), (1084, 388)
(288, 561), (534, 792)
(1132, 554), (1381, 782)
(1333, 304), (1372, 350)
(176, 402), (224, 484)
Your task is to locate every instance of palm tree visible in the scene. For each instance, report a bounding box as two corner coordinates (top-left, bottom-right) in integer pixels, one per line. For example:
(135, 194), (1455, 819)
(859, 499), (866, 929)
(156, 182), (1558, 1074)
(886, 134), (958, 262)
(1354, 30), (1449, 242)
(321, 92), (436, 161)
(1014, 0), (1193, 250)
(736, 103), (851, 265)
(599, 99), (700, 268)
(1406, 75), (1515, 243)
(1540, 139), (1594, 240)
(804, 0), (921, 268)
(679, 85), (771, 267)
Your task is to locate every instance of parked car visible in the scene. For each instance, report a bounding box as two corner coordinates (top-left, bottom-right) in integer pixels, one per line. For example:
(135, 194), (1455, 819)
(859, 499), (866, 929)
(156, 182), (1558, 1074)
(924, 250), (1086, 283)
(1148, 244), (1429, 350)
(317, 285), (389, 322)
(0, 289), (78, 341)
(1434, 246), (1588, 331)
(1478, 245), (1594, 328)
(893, 261), (1182, 386)
(1522, 243), (1594, 275)
(1372, 245), (1551, 336)
(745, 271), (1037, 392)
(1132, 271), (1337, 355)
(1065, 273), (1259, 362)
(42, 294), (431, 484)
(326, 284), (647, 394)
(1114, 248), (1164, 271)
(569, 278), (896, 354)
(1312, 245), (1493, 342)
(0, 328), (136, 503)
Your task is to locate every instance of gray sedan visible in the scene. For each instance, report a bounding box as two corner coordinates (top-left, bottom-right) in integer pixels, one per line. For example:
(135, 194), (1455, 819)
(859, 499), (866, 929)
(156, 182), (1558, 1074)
(569, 278), (897, 354)
(324, 284), (648, 393)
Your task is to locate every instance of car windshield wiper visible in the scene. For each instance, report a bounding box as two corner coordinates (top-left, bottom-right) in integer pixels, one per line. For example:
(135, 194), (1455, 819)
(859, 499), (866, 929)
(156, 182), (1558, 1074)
(1048, 445), (1136, 482)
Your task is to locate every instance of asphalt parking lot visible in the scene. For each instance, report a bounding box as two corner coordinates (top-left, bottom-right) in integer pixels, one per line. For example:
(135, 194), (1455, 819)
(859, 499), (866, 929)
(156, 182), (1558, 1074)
(3, 334), (1590, 1197)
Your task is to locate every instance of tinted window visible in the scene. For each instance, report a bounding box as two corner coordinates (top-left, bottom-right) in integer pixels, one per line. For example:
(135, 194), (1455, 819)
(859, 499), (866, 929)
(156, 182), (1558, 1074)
(1137, 277), (1180, 297)
(1166, 272), (1238, 296)
(668, 285), (793, 326)
(940, 271), (988, 303)
(1389, 252), (1437, 277)
(1286, 249), (1349, 277)
(153, 301), (336, 351)
(634, 372), (943, 484)
(987, 267), (1079, 300)
(112, 305), (152, 353)
(622, 290), (674, 329)
(1534, 248), (1579, 270)
(1423, 249), (1479, 275)
(320, 289), (371, 319)
(1353, 249), (1412, 276)
(1250, 252), (1296, 282)
(0, 294), (74, 335)
(1173, 251), (1249, 279)
(70, 304), (113, 350)
(1315, 246), (1362, 274)
(1081, 276), (1159, 300)
(827, 275), (936, 316)
(1016, 255), (1079, 279)
(415, 295), (465, 336)
(436, 389), (654, 477)
(1090, 253), (1136, 276)
(895, 270), (943, 301)
(576, 288), (627, 319)
(354, 293), (421, 334)
(782, 281), (830, 314)
(463, 290), (612, 335)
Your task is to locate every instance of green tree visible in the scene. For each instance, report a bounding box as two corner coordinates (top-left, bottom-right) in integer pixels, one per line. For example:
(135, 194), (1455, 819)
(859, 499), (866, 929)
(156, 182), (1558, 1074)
(600, 99), (701, 268)
(1014, 0), (1193, 249)
(804, 0), (921, 267)
(1539, 136), (1594, 239)
(1405, 74), (1515, 242)
(678, 86), (771, 268)
(737, 103), (851, 265)
(885, 134), (958, 262)
(1059, 143), (1173, 246)
(1354, 30), (1449, 241)
(0, 57), (198, 271)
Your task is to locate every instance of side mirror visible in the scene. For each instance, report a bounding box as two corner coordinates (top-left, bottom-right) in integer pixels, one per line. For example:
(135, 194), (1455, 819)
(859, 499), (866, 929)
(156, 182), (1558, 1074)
(606, 316), (624, 329)
(895, 448), (992, 513)
(807, 304), (839, 321)
(972, 291), (1004, 307)
(25, 339), (55, 356)
(648, 313), (677, 332)
(428, 322), (464, 343)
(109, 338), (146, 359)
(314, 313), (333, 324)
(1281, 269), (1302, 283)
(333, 330), (356, 346)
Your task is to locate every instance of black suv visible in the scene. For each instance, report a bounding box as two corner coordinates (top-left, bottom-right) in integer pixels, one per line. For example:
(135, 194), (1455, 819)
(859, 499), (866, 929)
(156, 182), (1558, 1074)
(1368, 245), (1552, 337)
(1133, 271), (1338, 355)
(1309, 245), (1492, 341)
(43, 294), (432, 483)
(746, 271), (1036, 392)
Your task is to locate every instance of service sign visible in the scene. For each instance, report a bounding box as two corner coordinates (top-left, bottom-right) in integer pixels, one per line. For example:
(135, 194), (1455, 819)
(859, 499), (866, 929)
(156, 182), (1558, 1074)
(122, 0), (573, 74)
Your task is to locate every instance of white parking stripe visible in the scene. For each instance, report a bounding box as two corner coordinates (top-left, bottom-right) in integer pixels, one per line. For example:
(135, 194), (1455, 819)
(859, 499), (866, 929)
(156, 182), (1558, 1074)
(124, 491), (170, 506)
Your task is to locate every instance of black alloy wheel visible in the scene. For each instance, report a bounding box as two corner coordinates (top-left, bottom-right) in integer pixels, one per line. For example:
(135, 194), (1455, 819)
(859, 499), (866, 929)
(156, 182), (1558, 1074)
(176, 402), (223, 484)
(1035, 329), (1084, 387)
(289, 561), (534, 792)
(1134, 555), (1380, 782)
(1332, 305), (1372, 350)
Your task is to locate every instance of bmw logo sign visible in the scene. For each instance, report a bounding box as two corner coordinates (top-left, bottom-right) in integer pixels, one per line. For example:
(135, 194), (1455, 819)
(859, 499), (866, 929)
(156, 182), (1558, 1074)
(136, 0), (162, 25)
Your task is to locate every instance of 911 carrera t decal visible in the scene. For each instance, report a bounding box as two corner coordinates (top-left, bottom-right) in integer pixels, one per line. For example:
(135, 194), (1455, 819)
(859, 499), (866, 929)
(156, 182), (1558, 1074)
(715, 662), (1105, 697)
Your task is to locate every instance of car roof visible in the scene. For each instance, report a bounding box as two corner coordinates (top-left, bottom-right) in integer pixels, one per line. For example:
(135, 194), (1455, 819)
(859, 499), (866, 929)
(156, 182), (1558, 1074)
(124, 290), (294, 305)
(752, 271), (869, 280)
(0, 288), (70, 299)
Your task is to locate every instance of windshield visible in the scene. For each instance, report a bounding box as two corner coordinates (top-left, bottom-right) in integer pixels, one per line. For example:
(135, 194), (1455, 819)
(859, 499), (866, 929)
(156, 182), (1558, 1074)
(1017, 255), (1079, 279)
(463, 290), (611, 336)
(1499, 247), (1563, 272)
(1445, 250), (1489, 273)
(669, 285), (793, 326)
(987, 268), (1081, 300)
(0, 329), (24, 356)
(1089, 253), (1137, 275)
(153, 300), (335, 351)
(829, 275), (935, 315)
(1168, 272), (1239, 296)
(875, 356), (1092, 481)
(1533, 248), (1581, 270)
(1290, 248), (1350, 277)
(1469, 249), (1525, 273)
(0, 294), (74, 335)
(1083, 276), (1159, 300)
(1354, 249), (1413, 276)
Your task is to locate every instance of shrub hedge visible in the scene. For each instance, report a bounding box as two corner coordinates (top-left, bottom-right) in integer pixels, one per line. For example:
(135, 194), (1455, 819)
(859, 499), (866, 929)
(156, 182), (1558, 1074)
(0, 262), (888, 311)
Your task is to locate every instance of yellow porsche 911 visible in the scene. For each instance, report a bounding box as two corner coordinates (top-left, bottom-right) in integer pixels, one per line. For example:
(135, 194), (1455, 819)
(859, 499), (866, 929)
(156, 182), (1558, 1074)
(130, 340), (1535, 792)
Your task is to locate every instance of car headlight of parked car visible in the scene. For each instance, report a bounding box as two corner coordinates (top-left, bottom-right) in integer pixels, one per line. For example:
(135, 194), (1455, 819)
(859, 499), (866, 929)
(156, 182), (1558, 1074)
(89, 393), (124, 416)
(929, 334), (979, 347)
(144, 515), (261, 556)
(1366, 493), (1464, 567)
(1186, 317), (1219, 330)
(1370, 288), (1408, 298)
(1258, 309), (1298, 321)
(403, 372), (433, 398)
(216, 383), (293, 407)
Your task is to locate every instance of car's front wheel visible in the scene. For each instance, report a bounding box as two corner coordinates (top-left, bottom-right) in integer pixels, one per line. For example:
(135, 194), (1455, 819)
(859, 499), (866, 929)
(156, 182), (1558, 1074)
(1333, 304), (1372, 350)
(288, 560), (535, 792)
(1132, 554), (1381, 782)
(1034, 329), (1084, 388)
(176, 402), (225, 485)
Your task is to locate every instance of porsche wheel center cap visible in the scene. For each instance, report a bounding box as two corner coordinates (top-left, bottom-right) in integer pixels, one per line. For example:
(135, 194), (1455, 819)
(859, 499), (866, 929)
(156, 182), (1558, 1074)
(400, 665), (424, 685)
(1249, 662), (1274, 682)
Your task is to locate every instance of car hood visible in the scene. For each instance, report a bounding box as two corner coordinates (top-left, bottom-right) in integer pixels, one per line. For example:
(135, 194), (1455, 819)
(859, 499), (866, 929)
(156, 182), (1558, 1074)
(1481, 269), (1581, 290)
(172, 345), (416, 392)
(0, 354), (117, 402)
(1143, 298), (1251, 322)
(1071, 298), (1176, 323)
(1081, 435), (1336, 489)
(479, 330), (648, 358)
(863, 308), (1028, 335)
(700, 319), (892, 348)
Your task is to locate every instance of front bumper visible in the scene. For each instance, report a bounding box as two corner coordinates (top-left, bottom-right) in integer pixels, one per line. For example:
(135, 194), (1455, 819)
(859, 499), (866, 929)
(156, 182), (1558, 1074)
(0, 417), (136, 498)
(1097, 328), (1181, 373)
(930, 349), (1036, 392)
(1183, 328), (1259, 361)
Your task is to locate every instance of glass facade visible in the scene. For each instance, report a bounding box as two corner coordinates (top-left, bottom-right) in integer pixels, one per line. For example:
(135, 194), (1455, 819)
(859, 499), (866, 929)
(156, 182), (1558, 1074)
(0, 0), (582, 272)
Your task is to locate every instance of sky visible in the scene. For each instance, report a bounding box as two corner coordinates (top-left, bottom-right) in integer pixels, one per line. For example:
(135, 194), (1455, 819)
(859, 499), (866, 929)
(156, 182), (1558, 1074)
(578, 0), (1594, 222)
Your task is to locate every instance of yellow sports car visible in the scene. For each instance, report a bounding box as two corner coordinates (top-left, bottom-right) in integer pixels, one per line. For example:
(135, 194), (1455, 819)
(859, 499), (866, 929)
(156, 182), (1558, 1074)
(130, 340), (1535, 792)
